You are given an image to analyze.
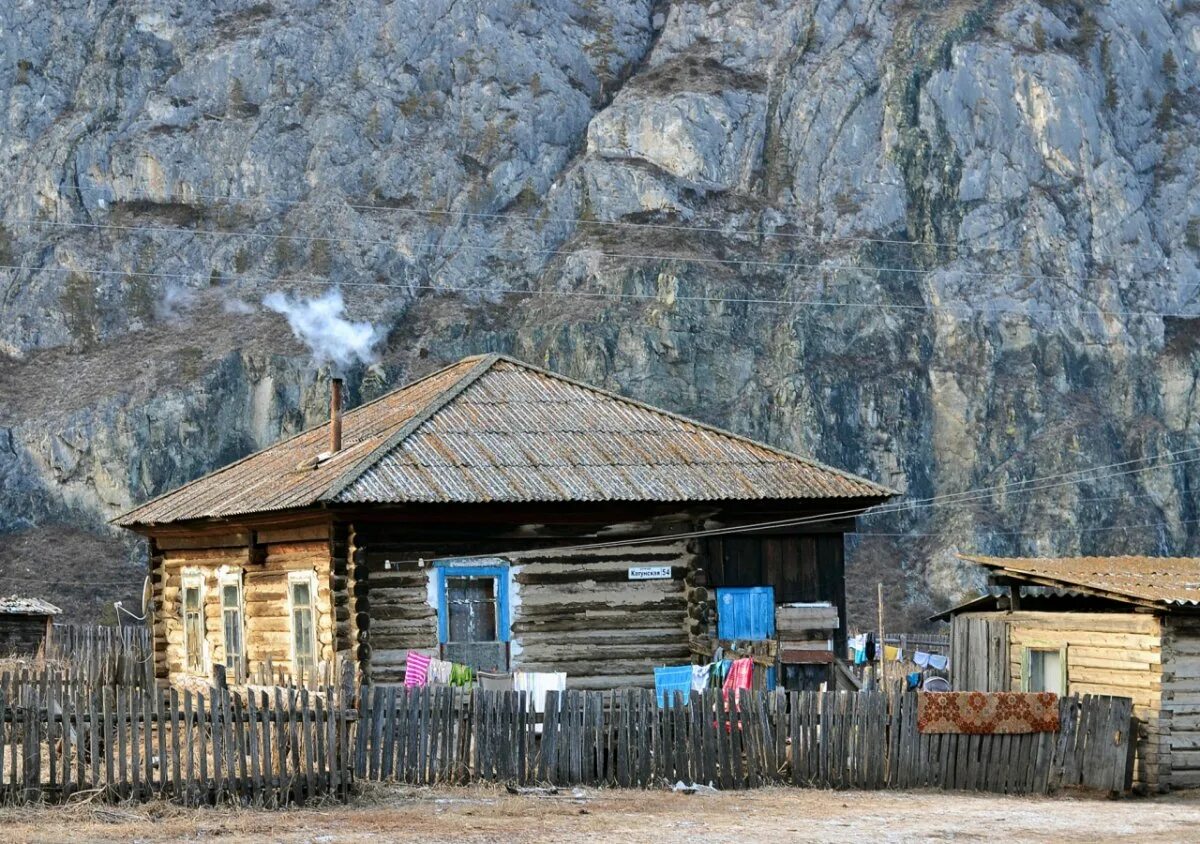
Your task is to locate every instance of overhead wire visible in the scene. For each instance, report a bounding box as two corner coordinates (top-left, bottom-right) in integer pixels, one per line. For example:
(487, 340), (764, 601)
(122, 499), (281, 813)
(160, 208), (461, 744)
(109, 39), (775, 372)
(5, 447), (1199, 588)
(7, 181), (1145, 263)
(0, 261), (1195, 320)
(369, 446), (1200, 568)
(2, 213), (1179, 290)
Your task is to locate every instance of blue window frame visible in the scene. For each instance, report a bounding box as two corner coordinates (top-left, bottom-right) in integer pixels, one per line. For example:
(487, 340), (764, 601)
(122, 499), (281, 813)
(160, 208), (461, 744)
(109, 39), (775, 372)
(435, 560), (510, 644)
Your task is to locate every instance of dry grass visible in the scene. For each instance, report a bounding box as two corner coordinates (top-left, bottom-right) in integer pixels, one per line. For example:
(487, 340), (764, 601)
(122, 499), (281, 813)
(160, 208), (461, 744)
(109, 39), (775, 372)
(0, 784), (1199, 843)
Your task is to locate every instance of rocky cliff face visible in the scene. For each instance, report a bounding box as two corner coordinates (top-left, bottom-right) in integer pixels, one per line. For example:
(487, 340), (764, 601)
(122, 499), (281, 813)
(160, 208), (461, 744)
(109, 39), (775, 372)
(2, 0), (1199, 626)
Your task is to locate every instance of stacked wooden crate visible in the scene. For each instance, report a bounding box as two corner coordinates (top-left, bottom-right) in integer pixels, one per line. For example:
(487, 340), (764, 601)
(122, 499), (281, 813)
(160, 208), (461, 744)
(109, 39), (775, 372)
(776, 603), (838, 666)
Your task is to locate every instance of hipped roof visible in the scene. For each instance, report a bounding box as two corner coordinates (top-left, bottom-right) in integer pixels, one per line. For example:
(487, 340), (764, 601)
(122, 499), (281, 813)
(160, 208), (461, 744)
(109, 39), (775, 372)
(959, 554), (1200, 609)
(116, 354), (893, 528)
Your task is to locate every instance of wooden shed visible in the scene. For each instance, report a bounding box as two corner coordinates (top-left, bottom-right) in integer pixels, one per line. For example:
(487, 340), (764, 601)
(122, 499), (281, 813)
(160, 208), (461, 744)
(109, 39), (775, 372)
(114, 354), (892, 691)
(938, 554), (1200, 792)
(0, 596), (61, 653)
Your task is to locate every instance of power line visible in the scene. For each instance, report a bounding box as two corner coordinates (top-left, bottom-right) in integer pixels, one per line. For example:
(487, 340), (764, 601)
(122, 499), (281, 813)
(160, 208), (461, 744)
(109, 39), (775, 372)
(1, 261), (1195, 321)
(4, 215), (1180, 290)
(6, 448), (1198, 588)
(10, 182), (1143, 263)
(372, 447), (1200, 567)
(858, 515), (1200, 538)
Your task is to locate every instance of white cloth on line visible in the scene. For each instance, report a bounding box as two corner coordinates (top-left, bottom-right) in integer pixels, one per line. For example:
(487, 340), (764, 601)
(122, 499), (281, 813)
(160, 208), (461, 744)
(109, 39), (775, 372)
(691, 663), (712, 692)
(928, 654), (949, 671)
(913, 651), (930, 668)
(512, 670), (567, 714)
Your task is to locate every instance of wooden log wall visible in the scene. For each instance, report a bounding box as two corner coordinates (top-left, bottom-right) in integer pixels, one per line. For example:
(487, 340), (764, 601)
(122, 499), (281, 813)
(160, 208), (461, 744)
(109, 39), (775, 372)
(244, 539), (336, 673)
(0, 617), (52, 655)
(511, 541), (694, 690)
(1161, 615), (1200, 789)
(149, 539), (168, 682)
(157, 532), (335, 686)
(364, 552), (437, 685)
(978, 611), (1164, 792)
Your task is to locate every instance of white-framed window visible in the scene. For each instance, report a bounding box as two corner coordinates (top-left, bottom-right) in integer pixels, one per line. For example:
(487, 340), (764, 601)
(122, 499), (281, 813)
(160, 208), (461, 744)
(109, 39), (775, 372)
(181, 571), (206, 674)
(288, 570), (319, 674)
(1022, 646), (1067, 695)
(219, 569), (245, 683)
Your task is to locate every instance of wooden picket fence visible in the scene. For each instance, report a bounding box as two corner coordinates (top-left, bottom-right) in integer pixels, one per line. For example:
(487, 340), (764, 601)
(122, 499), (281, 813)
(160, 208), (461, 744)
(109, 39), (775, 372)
(0, 683), (1134, 804)
(39, 624), (155, 689)
(0, 683), (354, 805)
(355, 687), (1134, 795)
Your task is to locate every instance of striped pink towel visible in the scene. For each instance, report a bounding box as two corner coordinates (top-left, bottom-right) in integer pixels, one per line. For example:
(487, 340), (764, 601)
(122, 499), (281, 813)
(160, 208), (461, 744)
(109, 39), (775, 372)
(405, 651), (432, 687)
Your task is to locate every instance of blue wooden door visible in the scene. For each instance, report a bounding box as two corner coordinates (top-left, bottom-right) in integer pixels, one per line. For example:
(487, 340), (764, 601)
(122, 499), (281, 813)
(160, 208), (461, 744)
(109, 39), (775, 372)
(716, 586), (775, 640)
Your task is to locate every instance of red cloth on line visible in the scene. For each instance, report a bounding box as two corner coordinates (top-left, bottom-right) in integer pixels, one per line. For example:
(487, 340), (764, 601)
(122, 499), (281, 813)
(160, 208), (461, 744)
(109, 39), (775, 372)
(405, 651), (432, 687)
(722, 657), (753, 704)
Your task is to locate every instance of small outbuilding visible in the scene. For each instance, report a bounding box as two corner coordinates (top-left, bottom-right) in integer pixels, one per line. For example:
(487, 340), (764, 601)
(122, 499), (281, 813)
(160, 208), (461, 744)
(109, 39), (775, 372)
(0, 596), (61, 653)
(115, 353), (893, 691)
(937, 554), (1200, 792)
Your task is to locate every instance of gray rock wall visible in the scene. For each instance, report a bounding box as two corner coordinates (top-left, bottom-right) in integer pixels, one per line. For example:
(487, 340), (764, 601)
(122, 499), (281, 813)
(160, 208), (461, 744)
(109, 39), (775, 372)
(1, 0), (1199, 626)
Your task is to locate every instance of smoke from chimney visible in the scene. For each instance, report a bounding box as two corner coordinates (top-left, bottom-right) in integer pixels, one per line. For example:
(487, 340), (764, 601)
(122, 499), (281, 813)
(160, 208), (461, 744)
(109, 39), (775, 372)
(330, 377), (343, 454)
(263, 289), (382, 370)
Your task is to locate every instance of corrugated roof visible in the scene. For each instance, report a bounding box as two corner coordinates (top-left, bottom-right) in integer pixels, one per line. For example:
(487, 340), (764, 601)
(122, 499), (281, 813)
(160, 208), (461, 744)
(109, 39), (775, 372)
(116, 354), (893, 527)
(959, 554), (1200, 608)
(0, 596), (61, 616)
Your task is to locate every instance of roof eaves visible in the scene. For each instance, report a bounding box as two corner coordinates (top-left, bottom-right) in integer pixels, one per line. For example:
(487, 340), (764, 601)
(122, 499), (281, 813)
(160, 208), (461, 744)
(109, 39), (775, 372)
(320, 353), (502, 503)
(486, 354), (898, 499)
(956, 555), (1163, 610)
(113, 355), (492, 528)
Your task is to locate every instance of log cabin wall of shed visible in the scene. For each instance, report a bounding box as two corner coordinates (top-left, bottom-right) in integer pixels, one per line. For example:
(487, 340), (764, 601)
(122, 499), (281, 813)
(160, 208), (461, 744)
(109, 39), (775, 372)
(156, 534), (335, 685)
(1161, 615), (1200, 790)
(0, 616), (52, 653)
(962, 611), (1166, 791)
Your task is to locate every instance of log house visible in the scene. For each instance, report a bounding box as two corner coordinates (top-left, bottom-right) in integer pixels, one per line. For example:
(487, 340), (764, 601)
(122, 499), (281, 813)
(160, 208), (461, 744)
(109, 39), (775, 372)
(116, 354), (893, 691)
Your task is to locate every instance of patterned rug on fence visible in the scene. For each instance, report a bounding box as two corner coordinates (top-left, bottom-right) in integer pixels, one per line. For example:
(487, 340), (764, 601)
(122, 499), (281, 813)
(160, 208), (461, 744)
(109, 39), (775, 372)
(917, 692), (1060, 734)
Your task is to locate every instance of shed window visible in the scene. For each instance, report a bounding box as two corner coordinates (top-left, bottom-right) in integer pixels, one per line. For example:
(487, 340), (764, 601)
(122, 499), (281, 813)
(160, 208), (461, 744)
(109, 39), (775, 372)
(289, 572), (318, 673)
(220, 574), (245, 683)
(181, 574), (205, 674)
(1023, 647), (1066, 695)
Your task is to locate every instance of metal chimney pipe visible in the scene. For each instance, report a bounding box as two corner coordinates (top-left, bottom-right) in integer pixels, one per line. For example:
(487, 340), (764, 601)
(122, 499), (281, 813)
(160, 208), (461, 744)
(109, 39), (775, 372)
(330, 377), (343, 454)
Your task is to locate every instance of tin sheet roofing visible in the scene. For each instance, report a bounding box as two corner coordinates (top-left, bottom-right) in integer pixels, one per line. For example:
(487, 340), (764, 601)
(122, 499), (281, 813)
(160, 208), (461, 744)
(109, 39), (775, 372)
(0, 596), (61, 616)
(959, 554), (1200, 608)
(116, 354), (893, 526)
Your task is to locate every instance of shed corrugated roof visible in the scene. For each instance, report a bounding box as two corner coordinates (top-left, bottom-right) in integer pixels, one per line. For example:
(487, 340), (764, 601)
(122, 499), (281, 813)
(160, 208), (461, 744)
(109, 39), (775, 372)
(0, 596), (61, 616)
(116, 354), (893, 527)
(959, 554), (1200, 608)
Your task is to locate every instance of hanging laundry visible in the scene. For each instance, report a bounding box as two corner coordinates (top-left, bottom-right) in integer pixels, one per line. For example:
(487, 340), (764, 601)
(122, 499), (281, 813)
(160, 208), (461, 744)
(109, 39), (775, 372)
(655, 665), (694, 706)
(427, 657), (453, 684)
(691, 663), (712, 693)
(928, 654), (949, 671)
(864, 633), (876, 662)
(478, 670), (513, 692)
(450, 663), (474, 686)
(513, 670), (567, 715)
(906, 672), (922, 691)
(913, 651), (931, 668)
(883, 645), (901, 661)
(854, 646), (866, 665)
(722, 657), (753, 703)
(404, 651), (432, 687)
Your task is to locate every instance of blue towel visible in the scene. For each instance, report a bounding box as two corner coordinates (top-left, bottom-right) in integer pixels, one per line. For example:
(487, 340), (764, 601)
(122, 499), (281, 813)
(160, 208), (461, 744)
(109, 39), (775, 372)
(654, 665), (693, 707)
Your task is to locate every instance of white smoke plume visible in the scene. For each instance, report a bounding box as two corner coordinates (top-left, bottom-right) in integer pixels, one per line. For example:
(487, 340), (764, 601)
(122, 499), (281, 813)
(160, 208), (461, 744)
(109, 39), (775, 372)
(222, 296), (255, 315)
(155, 282), (195, 321)
(263, 289), (383, 370)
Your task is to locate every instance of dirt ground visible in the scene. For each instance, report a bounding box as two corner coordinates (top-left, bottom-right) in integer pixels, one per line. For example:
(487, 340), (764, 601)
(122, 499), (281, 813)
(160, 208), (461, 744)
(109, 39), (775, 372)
(1, 785), (1199, 843)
